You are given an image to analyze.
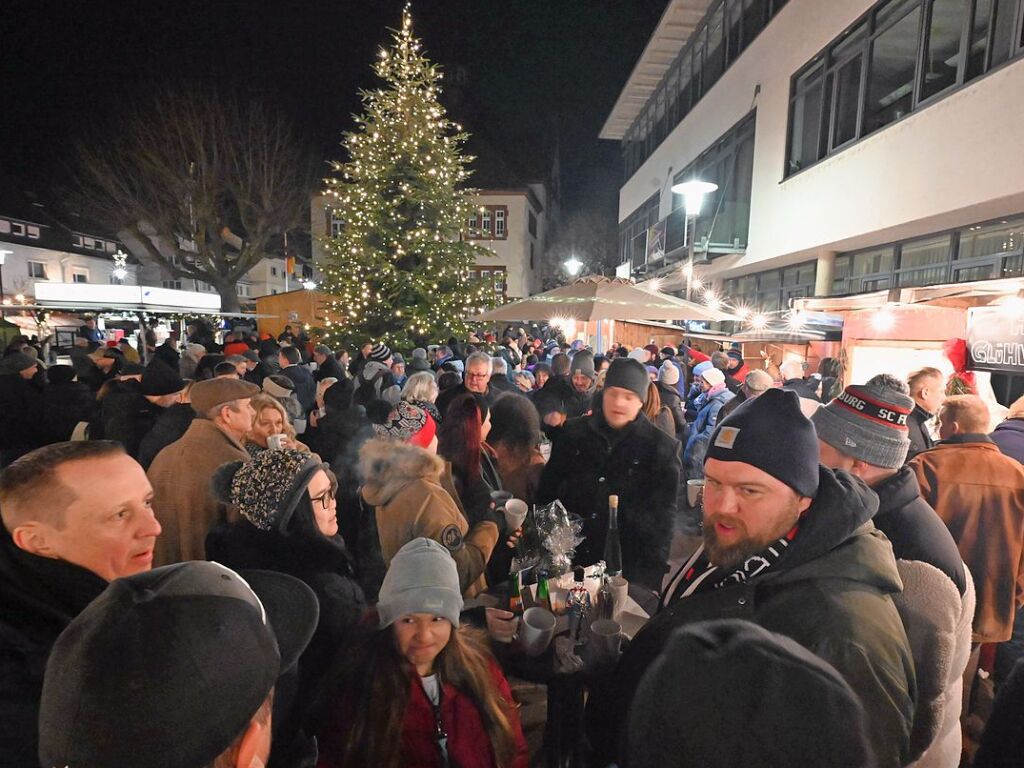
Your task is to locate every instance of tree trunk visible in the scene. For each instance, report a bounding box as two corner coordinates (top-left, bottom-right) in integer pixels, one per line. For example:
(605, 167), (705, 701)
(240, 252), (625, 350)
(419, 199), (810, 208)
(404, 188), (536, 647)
(217, 283), (242, 314)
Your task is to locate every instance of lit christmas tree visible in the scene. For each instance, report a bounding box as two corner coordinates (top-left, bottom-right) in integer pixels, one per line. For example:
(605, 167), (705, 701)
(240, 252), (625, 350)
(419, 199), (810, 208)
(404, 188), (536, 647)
(319, 5), (494, 349)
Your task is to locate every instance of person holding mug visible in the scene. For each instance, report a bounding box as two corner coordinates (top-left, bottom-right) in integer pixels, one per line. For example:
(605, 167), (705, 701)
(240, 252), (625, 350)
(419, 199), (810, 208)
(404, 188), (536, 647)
(245, 393), (311, 457)
(316, 538), (528, 768)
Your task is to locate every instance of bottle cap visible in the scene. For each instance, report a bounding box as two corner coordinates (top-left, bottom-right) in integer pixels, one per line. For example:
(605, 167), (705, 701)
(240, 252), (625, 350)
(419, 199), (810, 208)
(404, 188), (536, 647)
(608, 494), (619, 508)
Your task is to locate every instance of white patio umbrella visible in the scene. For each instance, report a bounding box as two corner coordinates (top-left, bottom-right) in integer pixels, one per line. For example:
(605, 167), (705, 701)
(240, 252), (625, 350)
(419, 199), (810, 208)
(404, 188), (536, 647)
(472, 275), (737, 323)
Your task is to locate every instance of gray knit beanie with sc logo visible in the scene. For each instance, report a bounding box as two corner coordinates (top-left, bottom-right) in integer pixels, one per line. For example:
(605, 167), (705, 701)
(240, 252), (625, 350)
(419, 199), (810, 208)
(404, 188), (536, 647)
(811, 383), (914, 469)
(377, 538), (464, 628)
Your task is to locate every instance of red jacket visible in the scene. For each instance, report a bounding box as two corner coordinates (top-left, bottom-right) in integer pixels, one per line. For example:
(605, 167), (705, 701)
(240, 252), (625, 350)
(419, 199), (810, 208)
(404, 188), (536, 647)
(317, 661), (529, 768)
(223, 340), (251, 357)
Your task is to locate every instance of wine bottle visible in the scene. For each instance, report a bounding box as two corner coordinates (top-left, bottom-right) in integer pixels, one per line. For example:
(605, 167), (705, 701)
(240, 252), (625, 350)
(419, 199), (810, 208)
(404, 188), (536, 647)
(508, 573), (523, 614)
(603, 494), (623, 577)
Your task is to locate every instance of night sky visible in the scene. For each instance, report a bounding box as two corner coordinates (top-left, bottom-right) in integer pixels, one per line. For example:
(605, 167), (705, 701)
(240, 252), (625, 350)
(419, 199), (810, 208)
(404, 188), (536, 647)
(1, 0), (666, 236)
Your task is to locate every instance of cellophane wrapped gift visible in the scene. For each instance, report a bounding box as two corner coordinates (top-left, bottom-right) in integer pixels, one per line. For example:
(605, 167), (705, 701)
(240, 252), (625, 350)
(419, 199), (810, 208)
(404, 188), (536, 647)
(512, 499), (584, 578)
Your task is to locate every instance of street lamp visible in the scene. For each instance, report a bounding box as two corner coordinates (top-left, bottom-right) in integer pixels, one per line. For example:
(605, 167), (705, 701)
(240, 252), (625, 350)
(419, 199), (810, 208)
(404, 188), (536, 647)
(564, 255), (583, 277)
(0, 249), (10, 319)
(301, 280), (318, 291)
(670, 179), (718, 301)
(112, 250), (129, 282)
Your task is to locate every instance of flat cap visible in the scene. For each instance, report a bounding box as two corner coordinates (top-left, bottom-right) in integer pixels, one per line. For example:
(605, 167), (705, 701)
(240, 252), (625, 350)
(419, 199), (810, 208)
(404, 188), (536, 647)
(191, 377), (259, 415)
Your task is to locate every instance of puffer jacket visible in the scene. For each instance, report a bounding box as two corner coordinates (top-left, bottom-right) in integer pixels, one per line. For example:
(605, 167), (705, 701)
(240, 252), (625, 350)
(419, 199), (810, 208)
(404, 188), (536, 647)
(359, 440), (499, 596)
(683, 387), (735, 480)
(588, 468), (916, 768)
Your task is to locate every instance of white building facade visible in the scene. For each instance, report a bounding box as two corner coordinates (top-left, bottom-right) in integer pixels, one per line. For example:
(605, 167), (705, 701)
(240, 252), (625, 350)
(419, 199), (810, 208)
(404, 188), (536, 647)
(607, 0), (1024, 314)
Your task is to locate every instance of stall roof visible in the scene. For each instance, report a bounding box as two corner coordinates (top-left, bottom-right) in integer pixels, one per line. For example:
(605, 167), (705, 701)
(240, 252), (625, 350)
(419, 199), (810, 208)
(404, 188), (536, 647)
(794, 277), (1024, 313)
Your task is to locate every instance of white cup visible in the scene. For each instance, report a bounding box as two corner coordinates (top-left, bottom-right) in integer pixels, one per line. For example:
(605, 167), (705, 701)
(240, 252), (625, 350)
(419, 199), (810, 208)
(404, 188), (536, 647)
(503, 499), (528, 531)
(516, 606), (557, 657)
(687, 479), (705, 507)
(267, 434), (287, 450)
(608, 575), (628, 617)
(587, 619), (623, 664)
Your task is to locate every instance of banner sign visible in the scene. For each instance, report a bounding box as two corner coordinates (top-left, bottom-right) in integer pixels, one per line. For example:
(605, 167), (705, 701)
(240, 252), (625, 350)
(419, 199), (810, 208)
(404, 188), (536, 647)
(967, 306), (1024, 374)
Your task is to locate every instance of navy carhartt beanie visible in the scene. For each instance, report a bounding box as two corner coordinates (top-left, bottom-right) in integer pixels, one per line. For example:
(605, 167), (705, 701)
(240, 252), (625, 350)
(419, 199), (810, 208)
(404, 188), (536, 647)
(706, 388), (820, 498)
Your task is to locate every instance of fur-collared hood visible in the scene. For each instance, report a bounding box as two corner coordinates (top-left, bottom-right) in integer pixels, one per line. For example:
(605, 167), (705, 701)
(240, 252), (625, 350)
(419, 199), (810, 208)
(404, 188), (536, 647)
(359, 439), (444, 506)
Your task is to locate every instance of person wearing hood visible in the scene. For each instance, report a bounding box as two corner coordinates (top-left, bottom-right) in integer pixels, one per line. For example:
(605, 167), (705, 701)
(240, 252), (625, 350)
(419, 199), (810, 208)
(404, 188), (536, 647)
(683, 367), (736, 481)
(353, 342), (402, 407)
(684, 360), (714, 420)
(990, 393), (1024, 464)
(627, 620), (874, 768)
(588, 389), (916, 768)
(537, 359), (681, 592)
(206, 449), (365, 762)
(815, 380), (971, 766)
(359, 402), (501, 598)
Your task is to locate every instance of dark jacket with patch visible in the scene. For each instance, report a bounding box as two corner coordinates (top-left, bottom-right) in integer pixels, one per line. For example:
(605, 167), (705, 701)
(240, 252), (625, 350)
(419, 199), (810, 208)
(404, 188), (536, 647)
(536, 409), (681, 592)
(587, 468), (916, 768)
(0, 530), (107, 768)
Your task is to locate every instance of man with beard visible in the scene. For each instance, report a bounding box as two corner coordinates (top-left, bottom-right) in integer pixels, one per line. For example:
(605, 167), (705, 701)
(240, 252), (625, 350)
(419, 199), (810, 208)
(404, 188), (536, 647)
(587, 389), (915, 768)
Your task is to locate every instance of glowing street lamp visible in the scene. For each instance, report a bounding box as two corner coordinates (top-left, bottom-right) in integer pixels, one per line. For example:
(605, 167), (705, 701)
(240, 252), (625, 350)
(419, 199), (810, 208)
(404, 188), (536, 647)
(302, 280), (318, 291)
(564, 256), (583, 277)
(669, 179), (718, 301)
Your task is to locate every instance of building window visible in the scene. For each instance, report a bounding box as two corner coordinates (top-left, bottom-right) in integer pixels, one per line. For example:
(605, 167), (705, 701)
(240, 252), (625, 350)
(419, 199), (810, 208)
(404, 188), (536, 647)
(723, 260), (817, 312)
(481, 209), (492, 235)
(329, 212), (344, 238)
(786, 0), (1024, 176)
(162, 279), (182, 290)
(468, 212), (479, 231)
(618, 193), (661, 272)
(621, 0), (789, 180)
(469, 265), (508, 301)
(271, 266), (277, 277)
(28, 261), (47, 279)
(495, 209), (506, 237)
(26, 225), (40, 239)
(10, 222), (26, 237)
(72, 235), (83, 247)
(237, 284), (251, 297)
(272, 289), (278, 295)
(530, 242), (535, 270)
(669, 112), (756, 255)
(528, 211), (538, 237)
(72, 269), (90, 284)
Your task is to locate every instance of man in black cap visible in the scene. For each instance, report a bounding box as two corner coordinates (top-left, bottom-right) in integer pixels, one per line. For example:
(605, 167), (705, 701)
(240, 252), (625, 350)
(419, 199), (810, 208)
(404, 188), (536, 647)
(587, 388), (915, 768)
(93, 360), (187, 459)
(39, 560), (318, 768)
(537, 358), (681, 592)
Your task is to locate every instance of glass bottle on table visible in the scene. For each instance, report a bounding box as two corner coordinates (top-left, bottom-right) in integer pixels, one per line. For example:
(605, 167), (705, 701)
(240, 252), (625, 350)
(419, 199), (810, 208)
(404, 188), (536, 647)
(603, 494), (623, 578)
(537, 569), (552, 613)
(508, 573), (523, 615)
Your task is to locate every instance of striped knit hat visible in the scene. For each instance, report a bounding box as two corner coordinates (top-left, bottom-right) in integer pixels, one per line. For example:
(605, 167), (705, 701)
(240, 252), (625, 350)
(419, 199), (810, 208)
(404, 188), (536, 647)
(368, 342), (392, 362)
(811, 383), (913, 469)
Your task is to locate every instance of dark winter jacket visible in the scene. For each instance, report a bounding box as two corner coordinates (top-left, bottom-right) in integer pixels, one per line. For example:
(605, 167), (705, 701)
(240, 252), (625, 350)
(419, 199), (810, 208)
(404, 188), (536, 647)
(137, 403), (196, 470)
(436, 382), (493, 418)
(873, 465), (967, 595)
(314, 355), (346, 383)
(907, 403), (936, 459)
(655, 382), (686, 437)
(0, 372), (45, 458)
(587, 468), (916, 768)
(153, 341), (180, 369)
(487, 373), (519, 397)
(40, 380), (96, 444)
(0, 529), (108, 767)
(93, 379), (164, 459)
(206, 508), (366, 754)
(244, 360), (273, 386)
(536, 409), (681, 591)
(991, 418), (1024, 464)
(782, 377), (821, 402)
(974, 657), (1024, 768)
(280, 363), (317, 412)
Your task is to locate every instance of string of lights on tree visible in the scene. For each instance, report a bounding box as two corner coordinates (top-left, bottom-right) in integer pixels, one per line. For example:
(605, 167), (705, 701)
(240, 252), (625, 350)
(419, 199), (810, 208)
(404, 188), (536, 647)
(318, 4), (495, 349)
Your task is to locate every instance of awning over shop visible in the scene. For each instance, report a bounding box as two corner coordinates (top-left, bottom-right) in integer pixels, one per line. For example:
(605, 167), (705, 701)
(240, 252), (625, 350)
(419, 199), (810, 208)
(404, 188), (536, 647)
(794, 277), (1024, 313)
(29, 282), (269, 317)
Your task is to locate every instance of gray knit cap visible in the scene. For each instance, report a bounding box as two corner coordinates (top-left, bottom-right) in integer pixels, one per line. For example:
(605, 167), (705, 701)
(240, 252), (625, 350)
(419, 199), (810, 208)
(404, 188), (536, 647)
(377, 538), (464, 628)
(811, 383), (914, 469)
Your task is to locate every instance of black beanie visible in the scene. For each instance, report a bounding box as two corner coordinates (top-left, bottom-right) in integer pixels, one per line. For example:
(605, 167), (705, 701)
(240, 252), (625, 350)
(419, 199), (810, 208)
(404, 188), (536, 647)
(141, 360), (185, 396)
(604, 358), (649, 401)
(570, 350), (596, 380)
(47, 365), (77, 385)
(707, 388), (819, 498)
(627, 620), (873, 768)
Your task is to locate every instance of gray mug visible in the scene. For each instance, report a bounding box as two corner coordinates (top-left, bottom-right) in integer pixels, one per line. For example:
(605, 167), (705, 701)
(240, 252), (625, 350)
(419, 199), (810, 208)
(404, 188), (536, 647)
(516, 606), (556, 657)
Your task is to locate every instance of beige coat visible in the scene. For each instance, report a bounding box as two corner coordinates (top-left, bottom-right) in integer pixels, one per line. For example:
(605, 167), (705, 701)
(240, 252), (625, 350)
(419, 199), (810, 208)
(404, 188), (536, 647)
(360, 439), (498, 596)
(148, 418), (250, 566)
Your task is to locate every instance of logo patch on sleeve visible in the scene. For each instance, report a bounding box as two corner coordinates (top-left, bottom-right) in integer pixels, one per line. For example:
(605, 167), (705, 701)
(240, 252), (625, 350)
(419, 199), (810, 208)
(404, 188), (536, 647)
(440, 525), (464, 552)
(714, 427), (741, 449)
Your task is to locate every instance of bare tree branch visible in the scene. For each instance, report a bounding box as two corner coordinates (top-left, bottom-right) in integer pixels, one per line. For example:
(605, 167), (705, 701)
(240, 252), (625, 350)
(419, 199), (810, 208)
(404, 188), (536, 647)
(75, 89), (314, 311)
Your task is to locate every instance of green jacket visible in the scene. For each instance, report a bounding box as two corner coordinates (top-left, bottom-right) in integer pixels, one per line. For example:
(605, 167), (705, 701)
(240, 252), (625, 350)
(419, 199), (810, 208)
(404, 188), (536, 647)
(588, 468), (917, 768)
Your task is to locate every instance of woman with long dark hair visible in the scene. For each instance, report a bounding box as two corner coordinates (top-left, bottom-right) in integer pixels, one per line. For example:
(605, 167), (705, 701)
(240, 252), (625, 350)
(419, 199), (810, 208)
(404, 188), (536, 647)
(437, 392), (503, 525)
(316, 538), (528, 768)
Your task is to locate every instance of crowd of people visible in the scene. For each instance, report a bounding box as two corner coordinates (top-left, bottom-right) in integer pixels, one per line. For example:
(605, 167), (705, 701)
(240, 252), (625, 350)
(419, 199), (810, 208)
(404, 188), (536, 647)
(1, 317), (1024, 767)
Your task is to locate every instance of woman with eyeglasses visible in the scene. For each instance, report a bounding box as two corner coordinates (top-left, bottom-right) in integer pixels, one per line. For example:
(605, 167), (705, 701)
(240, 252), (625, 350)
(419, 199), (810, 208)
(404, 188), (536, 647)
(206, 448), (366, 763)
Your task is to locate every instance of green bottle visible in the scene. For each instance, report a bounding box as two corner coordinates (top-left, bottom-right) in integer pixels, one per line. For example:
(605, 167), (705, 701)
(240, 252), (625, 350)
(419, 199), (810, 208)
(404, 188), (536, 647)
(537, 570), (552, 612)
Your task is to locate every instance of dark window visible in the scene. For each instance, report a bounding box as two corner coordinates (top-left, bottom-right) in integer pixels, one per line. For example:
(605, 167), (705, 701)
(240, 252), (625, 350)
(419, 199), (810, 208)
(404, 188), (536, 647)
(528, 210), (538, 237)
(865, 2), (923, 135)
(530, 243), (535, 270)
(832, 55), (865, 147)
(921, 0), (969, 100)
(897, 235), (951, 285)
(743, 0), (767, 42)
(991, 0), (1018, 67)
(966, 0), (995, 79)
(788, 62), (826, 171)
(705, 6), (726, 88)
